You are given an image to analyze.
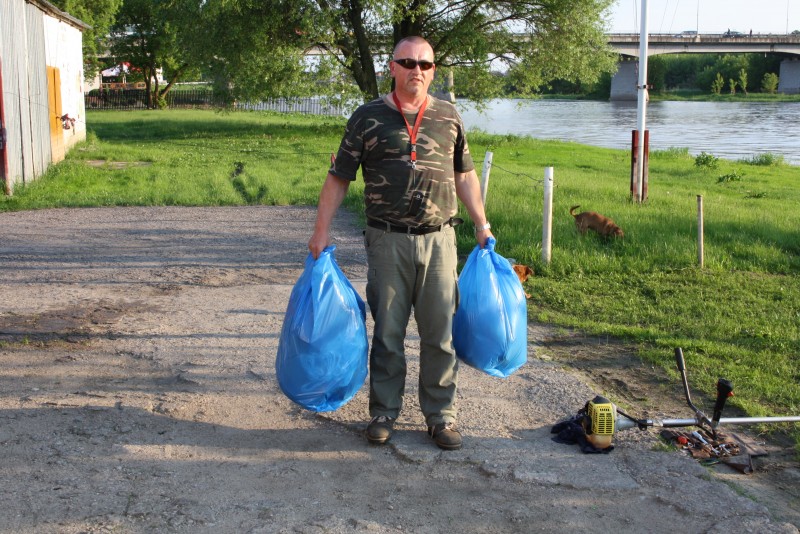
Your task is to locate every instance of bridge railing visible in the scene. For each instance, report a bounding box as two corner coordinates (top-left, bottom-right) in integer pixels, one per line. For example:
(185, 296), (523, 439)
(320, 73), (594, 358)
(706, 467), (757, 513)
(608, 32), (800, 41)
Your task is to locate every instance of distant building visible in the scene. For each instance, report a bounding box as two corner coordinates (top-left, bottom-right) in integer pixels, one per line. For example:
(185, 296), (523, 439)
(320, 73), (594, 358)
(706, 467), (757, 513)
(0, 0), (89, 194)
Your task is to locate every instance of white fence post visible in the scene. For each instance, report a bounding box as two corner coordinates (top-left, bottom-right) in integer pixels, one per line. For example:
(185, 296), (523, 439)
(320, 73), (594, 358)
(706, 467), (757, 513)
(542, 167), (554, 265)
(697, 195), (704, 268)
(480, 151), (493, 205)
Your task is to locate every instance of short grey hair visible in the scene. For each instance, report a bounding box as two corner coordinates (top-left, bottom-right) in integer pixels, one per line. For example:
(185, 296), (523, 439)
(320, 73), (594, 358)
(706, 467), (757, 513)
(393, 36), (433, 58)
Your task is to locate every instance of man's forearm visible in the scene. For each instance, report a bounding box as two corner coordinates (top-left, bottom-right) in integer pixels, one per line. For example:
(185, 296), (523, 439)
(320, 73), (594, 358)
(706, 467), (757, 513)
(455, 170), (488, 225)
(309, 173), (350, 258)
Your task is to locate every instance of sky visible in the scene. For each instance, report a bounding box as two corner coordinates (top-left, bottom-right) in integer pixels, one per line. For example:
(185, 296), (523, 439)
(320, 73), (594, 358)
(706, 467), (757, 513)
(607, 0), (799, 34)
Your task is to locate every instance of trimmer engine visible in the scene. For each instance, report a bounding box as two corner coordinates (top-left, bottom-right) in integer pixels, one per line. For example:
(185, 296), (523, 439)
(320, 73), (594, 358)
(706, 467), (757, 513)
(582, 395), (616, 448)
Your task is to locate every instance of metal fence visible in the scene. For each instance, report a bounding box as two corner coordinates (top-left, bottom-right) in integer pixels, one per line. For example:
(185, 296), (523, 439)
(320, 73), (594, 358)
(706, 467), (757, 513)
(84, 89), (350, 116)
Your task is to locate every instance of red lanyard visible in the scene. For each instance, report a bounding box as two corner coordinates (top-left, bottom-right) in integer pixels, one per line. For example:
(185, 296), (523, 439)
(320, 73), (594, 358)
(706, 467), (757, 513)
(392, 92), (428, 169)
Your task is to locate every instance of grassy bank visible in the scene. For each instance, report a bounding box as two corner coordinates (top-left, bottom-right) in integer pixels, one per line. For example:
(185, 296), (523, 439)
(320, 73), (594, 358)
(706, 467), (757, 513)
(650, 89), (800, 102)
(3, 109), (798, 447)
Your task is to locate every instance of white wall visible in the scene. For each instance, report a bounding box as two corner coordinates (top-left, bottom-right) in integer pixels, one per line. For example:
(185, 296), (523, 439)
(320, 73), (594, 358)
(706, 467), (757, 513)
(43, 14), (86, 148)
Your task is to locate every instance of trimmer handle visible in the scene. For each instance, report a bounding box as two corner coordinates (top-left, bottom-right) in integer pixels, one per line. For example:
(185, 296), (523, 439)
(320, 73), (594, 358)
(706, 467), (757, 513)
(674, 347), (686, 373)
(712, 378), (734, 426)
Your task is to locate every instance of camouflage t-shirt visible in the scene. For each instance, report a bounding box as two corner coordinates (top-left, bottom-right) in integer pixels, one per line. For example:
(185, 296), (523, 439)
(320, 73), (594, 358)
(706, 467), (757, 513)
(330, 94), (474, 227)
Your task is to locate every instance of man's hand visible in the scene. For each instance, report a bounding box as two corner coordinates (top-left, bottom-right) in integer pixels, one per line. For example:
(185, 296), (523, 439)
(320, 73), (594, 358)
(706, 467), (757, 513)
(476, 228), (494, 248)
(308, 230), (329, 260)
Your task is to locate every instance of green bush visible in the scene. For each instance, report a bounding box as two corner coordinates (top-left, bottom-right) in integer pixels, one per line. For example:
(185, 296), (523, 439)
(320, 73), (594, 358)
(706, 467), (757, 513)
(741, 153), (785, 166)
(694, 151), (719, 169)
(761, 72), (779, 94)
(717, 170), (744, 183)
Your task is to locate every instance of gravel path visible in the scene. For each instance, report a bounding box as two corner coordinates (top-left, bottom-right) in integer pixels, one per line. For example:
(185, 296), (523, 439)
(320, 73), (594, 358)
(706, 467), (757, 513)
(0, 206), (796, 533)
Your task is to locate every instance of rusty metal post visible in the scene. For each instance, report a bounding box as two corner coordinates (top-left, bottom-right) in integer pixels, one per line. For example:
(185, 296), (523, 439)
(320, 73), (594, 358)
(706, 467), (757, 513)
(630, 129), (649, 202)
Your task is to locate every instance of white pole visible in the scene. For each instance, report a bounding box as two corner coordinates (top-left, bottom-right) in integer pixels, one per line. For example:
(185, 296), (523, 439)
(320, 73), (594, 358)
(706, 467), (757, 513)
(480, 151), (493, 205)
(542, 167), (554, 265)
(697, 195), (704, 268)
(696, 0), (699, 34)
(635, 0), (649, 203)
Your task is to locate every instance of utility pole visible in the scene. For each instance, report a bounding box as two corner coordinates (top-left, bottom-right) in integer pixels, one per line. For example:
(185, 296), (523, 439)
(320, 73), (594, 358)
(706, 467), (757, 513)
(696, 0), (699, 34)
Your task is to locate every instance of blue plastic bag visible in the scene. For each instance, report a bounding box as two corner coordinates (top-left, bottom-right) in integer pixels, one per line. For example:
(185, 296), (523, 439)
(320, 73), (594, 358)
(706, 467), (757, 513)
(276, 245), (368, 411)
(453, 237), (527, 377)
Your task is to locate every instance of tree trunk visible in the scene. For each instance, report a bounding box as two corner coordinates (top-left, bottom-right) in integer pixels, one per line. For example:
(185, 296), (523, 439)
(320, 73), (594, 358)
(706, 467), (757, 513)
(157, 63), (190, 105)
(345, 0), (379, 99)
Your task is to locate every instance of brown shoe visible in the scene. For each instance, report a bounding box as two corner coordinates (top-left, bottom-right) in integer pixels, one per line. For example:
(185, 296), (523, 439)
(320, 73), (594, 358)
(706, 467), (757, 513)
(427, 422), (462, 450)
(366, 415), (395, 445)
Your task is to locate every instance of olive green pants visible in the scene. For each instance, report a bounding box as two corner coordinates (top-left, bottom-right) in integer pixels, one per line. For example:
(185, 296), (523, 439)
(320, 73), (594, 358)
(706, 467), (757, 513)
(364, 226), (459, 427)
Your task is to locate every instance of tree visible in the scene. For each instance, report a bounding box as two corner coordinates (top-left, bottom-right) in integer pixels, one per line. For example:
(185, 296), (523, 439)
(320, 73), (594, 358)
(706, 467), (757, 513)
(711, 72), (724, 95)
(187, 0), (618, 104)
(108, 0), (199, 108)
(49, 0), (123, 79)
(761, 72), (779, 94)
(738, 68), (748, 95)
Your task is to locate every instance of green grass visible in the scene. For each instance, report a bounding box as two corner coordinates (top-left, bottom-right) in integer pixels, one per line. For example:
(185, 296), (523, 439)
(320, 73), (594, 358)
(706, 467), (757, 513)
(650, 89), (800, 102)
(4, 109), (799, 449)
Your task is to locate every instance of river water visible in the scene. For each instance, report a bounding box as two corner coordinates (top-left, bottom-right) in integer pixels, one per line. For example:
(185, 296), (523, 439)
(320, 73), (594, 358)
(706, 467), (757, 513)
(457, 99), (800, 165)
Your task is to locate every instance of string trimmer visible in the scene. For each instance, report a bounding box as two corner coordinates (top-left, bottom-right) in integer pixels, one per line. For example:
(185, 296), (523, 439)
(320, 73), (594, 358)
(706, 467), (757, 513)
(579, 347), (800, 449)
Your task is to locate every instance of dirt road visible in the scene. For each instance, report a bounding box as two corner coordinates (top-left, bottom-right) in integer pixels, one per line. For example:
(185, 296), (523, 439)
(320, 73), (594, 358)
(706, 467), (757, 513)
(0, 206), (797, 533)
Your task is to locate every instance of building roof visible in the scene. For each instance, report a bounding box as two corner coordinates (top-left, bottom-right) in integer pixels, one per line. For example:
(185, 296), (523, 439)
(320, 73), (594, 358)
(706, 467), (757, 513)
(27, 0), (91, 31)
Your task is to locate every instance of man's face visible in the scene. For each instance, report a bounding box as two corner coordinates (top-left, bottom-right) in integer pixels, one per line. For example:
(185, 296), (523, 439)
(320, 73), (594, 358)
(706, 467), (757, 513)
(390, 41), (436, 99)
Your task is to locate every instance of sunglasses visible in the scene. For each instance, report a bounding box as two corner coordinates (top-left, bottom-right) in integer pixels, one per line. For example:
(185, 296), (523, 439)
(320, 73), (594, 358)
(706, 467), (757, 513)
(393, 58), (435, 71)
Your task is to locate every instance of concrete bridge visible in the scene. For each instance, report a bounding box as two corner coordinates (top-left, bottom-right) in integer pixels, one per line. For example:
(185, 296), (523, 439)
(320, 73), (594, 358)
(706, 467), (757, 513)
(607, 33), (800, 99)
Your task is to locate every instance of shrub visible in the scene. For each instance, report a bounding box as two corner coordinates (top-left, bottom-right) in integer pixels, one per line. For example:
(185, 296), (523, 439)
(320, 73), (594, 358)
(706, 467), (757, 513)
(695, 151), (719, 169)
(761, 72), (779, 94)
(717, 170), (743, 183)
(741, 153), (784, 166)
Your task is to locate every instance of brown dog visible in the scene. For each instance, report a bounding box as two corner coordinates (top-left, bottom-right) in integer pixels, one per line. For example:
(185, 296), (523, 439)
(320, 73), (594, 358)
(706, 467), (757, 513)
(512, 264), (533, 284)
(511, 264), (533, 299)
(569, 205), (624, 239)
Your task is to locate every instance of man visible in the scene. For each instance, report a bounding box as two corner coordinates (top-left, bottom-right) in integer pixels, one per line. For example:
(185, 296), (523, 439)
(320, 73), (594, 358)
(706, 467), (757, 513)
(308, 36), (493, 451)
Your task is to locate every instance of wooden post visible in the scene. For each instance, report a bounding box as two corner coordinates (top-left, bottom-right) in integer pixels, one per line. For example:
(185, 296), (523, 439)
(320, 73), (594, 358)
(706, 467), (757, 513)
(480, 151), (493, 206)
(697, 195), (704, 268)
(542, 167), (554, 265)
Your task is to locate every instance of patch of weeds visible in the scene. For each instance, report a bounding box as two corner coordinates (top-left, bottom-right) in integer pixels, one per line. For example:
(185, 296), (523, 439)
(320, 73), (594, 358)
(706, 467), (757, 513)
(744, 191), (767, 199)
(740, 153), (784, 166)
(653, 147), (690, 159)
(652, 440), (676, 453)
(694, 151), (719, 170)
(717, 170), (743, 184)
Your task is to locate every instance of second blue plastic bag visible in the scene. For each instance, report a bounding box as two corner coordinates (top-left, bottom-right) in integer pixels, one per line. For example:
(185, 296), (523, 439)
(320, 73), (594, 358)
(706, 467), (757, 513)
(276, 245), (368, 412)
(453, 237), (527, 377)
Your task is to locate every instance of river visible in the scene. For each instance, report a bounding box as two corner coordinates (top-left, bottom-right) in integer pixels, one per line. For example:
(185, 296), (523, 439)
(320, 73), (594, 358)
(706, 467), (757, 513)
(457, 99), (800, 165)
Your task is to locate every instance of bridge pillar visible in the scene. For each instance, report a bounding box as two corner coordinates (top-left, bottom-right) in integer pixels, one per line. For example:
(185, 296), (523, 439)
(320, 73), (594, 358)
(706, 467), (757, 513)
(610, 59), (640, 101)
(778, 59), (800, 95)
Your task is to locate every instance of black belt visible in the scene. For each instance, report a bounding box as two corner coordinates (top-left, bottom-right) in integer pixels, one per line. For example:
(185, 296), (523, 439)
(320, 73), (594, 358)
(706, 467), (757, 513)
(367, 217), (463, 235)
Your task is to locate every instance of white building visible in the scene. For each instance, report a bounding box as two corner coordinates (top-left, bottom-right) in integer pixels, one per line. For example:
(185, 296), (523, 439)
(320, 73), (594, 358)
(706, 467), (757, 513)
(0, 0), (89, 194)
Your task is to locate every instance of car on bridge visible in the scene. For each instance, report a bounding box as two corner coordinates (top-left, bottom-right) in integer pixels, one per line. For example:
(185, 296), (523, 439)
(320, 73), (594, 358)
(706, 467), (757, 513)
(723, 30), (745, 38)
